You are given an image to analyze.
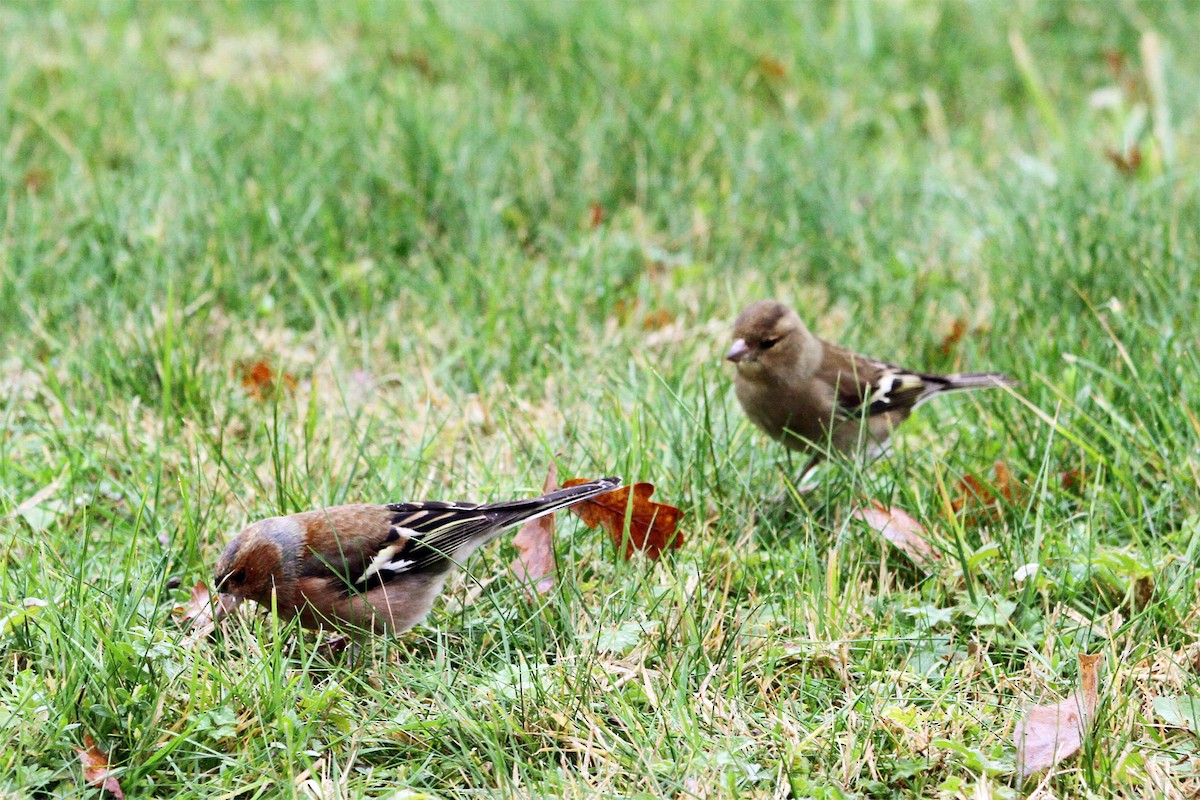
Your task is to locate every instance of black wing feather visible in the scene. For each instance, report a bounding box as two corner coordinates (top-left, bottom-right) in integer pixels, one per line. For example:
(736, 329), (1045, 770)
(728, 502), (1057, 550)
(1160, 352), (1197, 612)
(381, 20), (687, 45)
(335, 477), (622, 594)
(383, 503), (496, 576)
(834, 367), (932, 419)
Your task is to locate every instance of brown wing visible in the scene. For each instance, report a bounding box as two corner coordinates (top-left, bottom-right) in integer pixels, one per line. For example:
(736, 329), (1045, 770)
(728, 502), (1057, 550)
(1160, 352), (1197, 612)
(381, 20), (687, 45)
(817, 343), (930, 419)
(294, 504), (413, 589)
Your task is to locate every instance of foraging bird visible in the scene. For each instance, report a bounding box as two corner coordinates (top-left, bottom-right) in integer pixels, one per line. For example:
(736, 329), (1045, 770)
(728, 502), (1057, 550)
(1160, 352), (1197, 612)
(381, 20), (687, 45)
(727, 300), (1015, 468)
(214, 477), (622, 633)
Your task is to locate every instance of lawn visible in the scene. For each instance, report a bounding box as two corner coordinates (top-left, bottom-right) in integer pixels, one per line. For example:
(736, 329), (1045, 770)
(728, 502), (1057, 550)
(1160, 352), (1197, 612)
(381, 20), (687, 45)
(2, 1), (1200, 797)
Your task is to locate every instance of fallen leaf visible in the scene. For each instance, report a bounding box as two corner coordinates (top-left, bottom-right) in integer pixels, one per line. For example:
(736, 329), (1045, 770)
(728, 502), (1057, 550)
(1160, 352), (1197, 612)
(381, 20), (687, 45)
(611, 297), (637, 324)
(77, 735), (125, 799)
(755, 55), (787, 79)
(562, 479), (682, 559)
(640, 308), (675, 331)
(1059, 468), (1084, 493)
(1014, 652), (1104, 780)
(852, 501), (941, 570)
(951, 462), (1026, 524)
(388, 49), (435, 80)
(510, 464), (559, 594)
(236, 359), (297, 401)
(1103, 48), (1126, 80)
(23, 168), (51, 193)
(1105, 146), (1142, 175)
(938, 318), (968, 357)
(176, 581), (238, 642)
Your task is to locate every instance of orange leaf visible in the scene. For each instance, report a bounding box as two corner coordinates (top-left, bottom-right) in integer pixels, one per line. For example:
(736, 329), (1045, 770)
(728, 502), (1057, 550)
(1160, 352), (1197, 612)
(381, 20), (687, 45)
(640, 308), (675, 331)
(1060, 468), (1084, 493)
(236, 359), (297, 401)
(756, 55), (787, 79)
(23, 168), (51, 193)
(77, 735), (125, 799)
(562, 478), (682, 559)
(1102, 48), (1126, 80)
(510, 464), (559, 594)
(1014, 653), (1104, 779)
(938, 318), (968, 357)
(951, 462), (1025, 524)
(1105, 146), (1142, 175)
(588, 202), (604, 228)
(852, 501), (941, 570)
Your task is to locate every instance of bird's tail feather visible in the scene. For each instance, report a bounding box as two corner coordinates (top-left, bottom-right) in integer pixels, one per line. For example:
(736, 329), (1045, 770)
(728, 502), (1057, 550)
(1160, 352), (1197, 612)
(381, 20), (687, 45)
(486, 476), (623, 528)
(920, 371), (1018, 403)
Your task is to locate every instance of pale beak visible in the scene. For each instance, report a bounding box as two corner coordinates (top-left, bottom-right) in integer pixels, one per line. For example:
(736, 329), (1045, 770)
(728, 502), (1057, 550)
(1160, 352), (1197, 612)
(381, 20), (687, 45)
(725, 338), (753, 363)
(216, 593), (242, 615)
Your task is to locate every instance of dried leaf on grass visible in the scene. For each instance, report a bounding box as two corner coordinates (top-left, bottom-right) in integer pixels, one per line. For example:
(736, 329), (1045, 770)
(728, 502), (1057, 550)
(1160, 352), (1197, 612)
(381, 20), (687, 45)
(1014, 652), (1104, 779)
(562, 479), (682, 559)
(23, 168), (51, 193)
(755, 55), (787, 79)
(952, 461), (1026, 524)
(175, 581), (238, 642)
(1105, 146), (1142, 175)
(640, 308), (676, 331)
(852, 501), (941, 570)
(77, 735), (125, 799)
(509, 464), (559, 594)
(236, 359), (297, 401)
(938, 318), (968, 357)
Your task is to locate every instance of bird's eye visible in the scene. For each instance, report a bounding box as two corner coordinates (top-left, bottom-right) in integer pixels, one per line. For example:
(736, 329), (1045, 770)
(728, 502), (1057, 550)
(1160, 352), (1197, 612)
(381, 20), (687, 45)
(760, 337), (781, 350)
(227, 569), (246, 586)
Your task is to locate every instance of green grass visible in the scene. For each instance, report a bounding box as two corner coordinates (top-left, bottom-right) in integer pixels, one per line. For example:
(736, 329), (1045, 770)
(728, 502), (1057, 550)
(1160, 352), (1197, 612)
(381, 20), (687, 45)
(3, 0), (1200, 796)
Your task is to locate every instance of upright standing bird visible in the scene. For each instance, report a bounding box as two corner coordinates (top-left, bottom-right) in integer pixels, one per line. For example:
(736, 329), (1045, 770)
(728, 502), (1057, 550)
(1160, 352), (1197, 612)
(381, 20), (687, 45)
(214, 477), (622, 633)
(726, 300), (1015, 469)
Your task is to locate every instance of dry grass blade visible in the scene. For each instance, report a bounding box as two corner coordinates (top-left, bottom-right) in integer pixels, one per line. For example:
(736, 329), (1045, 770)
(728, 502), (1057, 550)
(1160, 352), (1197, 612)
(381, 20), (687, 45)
(1014, 652), (1104, 779)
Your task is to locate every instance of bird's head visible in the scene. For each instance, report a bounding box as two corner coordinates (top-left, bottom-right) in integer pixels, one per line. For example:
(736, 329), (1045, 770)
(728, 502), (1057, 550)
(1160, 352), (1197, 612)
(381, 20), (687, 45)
(214, 516), (302, 607)
(726, 300), (809, 377)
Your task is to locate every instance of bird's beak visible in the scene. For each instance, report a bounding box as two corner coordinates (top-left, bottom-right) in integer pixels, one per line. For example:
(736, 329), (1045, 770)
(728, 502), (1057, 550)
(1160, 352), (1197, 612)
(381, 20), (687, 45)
(725, 338), (753, 363)
(217, 593), (242, 615)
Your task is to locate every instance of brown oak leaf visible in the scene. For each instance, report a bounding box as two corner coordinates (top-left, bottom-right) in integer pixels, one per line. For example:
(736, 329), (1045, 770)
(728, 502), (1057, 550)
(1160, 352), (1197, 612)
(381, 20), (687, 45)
(236, 359), (297, 401)
(938, 318), (968, 357)
(1105, 146), (1142, 175)
(562, 478), (682, 559)
(951, 462), (1026, 524)
(77, 735), (125, 799)
(1014, 652), (1104, 779)
(510, 464), (559, 594)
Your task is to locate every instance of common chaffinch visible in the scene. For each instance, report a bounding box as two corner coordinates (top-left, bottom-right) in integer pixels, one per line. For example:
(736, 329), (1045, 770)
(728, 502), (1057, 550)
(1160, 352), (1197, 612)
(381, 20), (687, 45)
(727, 300), (1015, 468)
(214, 477), (622, 633)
